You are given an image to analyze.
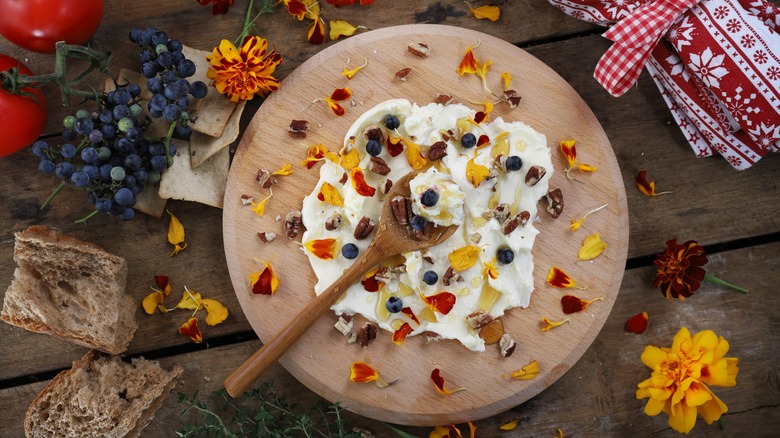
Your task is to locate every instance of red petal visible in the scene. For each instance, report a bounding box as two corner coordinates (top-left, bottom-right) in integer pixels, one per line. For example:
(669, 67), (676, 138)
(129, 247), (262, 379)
(285, 0), (307, 19)
(308, 18), (325, 45)
(392, 323), (413, 345)
(561, 295), (587, 314)
(474, 112), (487, 124)
(477, 134), (490, 148)
(624, 311), (648, 334)
(361, 271), (381, 292)
(328, 101), (346, 116)
(351, 168), (376, 197)
(431, 368), (447, 392)
(253, 267), (275, 295)
(422, 292), (456, 315)
(330, 87), (353, 101)
(386, 137), (404, 157)
(401, 307), (420, 325)
(155, 275), (169, 290)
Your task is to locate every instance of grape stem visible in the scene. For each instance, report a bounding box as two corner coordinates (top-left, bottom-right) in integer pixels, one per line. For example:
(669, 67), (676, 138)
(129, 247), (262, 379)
(40, 182), (67, 210)
(164, 121), (178, 167)
(75, 210), (100, 225)
(0, 42), (113, 106)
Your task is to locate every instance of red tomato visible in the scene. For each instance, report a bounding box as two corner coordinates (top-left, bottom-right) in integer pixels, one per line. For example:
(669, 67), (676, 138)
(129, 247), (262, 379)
(0, 0), (104, 54)
(0, 54), (48, 158)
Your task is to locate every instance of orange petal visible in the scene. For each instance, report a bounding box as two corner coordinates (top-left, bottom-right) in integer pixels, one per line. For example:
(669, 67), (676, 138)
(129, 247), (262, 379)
(422, 292), (456, 315)
(179, 317), (203, 343)
(305, 238), (339, 260)
(283, 0), (308, 20)
(329, 87), (353, 101)
(318, 182), (344, 206)
(307, 16), (326, 45)
(541, 317), (570, 332)
(392, 322), (414, 345)
(448, 245), (481, 271)
(401, 307), (420, 325)
(457, 45), (478, 76)
(511, 359), (540, 380)
(349, 361), (379, 383)
(499, 419), (520, 430)
(469, 4), (501, 21)
(350, 167), (376, 197)
(636, 170), (666, 197)
(250, 262), (279, 295)
(431, 368), (464, 395)
(326, 99), (346, 116)
(386, 135), (404, 157)
(404, 138), (428, 170)
(625, 311), (649, 334)
(465, 155), (490, 188)
(560, 139), (577, 168)
(546, 266), (577, 288)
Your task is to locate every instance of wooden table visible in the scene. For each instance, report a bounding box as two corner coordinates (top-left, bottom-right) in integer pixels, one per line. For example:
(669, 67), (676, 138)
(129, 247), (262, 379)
(1, 1), (778, 436)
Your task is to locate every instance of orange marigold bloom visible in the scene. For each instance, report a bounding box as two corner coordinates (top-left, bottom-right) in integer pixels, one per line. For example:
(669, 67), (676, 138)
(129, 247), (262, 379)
(653, 239), (707, 299)
(207, 36), (282, 102)
(282, 0), (308, 20)
(637, 327), (738, 434)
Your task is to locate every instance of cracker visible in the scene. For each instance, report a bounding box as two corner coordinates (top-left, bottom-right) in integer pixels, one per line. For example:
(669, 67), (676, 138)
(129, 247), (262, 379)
(158, 140), (229, 209)
(190, 100), (246, 168)
(182, 45), (238, 138)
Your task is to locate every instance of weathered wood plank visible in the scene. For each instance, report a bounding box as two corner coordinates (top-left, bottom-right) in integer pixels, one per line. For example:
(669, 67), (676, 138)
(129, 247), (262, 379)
(2, 242), (777, 436)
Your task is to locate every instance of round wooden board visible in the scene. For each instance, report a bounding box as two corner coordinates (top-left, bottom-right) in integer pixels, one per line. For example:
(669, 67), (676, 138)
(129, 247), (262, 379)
(224, 24), (628, 426)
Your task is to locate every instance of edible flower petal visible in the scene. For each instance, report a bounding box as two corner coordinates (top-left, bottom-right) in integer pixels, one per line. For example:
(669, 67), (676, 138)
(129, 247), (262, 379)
(482, 258), (499, 280)
(301, 144), (337, 168)
(361, 268), (384, 292)
(206, 36), (282, 102)
(466, 2), (501, 21)
(167, 210), (188, 256)
(636, 327), (738, 434)
(473, 101), (493, 124)
(155, 275), (172, 296)
(250, 262), (279, 295)
(349, 361), (379, 383)
(570, 204), (608, 232)
(422, 292), (456, 315)
(282, 0), (308, 20)
(554, 428), (565, 438)
(431, 368), (465, 395)
(318, 182), (344, 206)
(307, 16), (326, 45)
(142, 291), (165, 315)
(201, 299), (229, 326)
(252, 190), (273, 217)
(404, 138), (428, 170)
(499, 419), (520, 430)
(174, 288), (203, 310)
(561, 295), (604, 314)
(401, 307), (420, 325)
(475, 59), (493, 93)
(448, 245), (481, 271)
(179, 317), (203, 343)
(457, 44), (479, 76)
(541, 317), (570, 332)
(636, 170), (672, 199)
(392, 322), (414, 345)
(340, 147), (360, 170)
(386, 135), (404, 157)
(350, 167), (376, 197)
(560, 139), (596, 179)
(465, 154), (489, 188)
(305, 238), (339, 260)
(342, 58), (368, 79)
(625, 311), (649, 334)
(501, 71), (512, 91)
(545, 266), (583, 289)
(271, 163), (294, 176)
(578, 232), (607, 261)
(330, 20), (365, 40)
(511, 359), (540, 380)
(197, 0), (234, 15)
(315, 87), (352, 116)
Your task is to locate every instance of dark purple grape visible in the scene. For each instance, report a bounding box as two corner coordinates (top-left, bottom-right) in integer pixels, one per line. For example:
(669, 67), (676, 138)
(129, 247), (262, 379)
(39, 160), (55, 174)
(177, 59), (196, 77)
(190, 81), (207, 99)
(55, 162), (75, 179)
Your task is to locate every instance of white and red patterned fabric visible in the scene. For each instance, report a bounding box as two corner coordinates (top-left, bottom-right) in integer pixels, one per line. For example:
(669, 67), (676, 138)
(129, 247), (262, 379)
(548, 0), (780, 169)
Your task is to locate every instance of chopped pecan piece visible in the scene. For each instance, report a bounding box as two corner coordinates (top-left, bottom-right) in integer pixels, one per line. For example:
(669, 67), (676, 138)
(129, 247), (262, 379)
(407, 42), (431, 57)
(427, 141), (448, 161)
(499, 333), (516, 357)
(359, 322), (377, 348)
(256, 169), (273, 188)
(434, 94), (454, 105)
(240, 194), (254, 205)
(334, 314), (353, 336)
(354, 216), (376, 240)
(380, 179), (393, 195)
(284, 210), (304, 239)
(288, 119), (309, 138)
(347, 332), (358, 344)
(422, 255), (434, 264)
(325, 212), (342, 231)
(257, 232), (277, 243)
(442, 266), (463, 286)
(525, 165), (547, 187)
(339, 172), (348, 185)
(502, 90), (522, 109)
(425, 331), (442, 343)
(374, 267), (395, 283)
(502, 217), (519, 235)
(545, 188), (564, 218)
(368, 156), (391, 175)
(494, 154), (507, 171)
(395, 67), (411, 81)
(493, 203), (510, 223)
(390, 196), (412, 225)
(466, 311), (494, 330)
(410, 218), (433, 241)
(364, 125), (384, 143)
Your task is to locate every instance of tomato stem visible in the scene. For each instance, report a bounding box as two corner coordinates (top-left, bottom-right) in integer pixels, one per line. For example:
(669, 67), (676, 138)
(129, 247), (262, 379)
(41, 182), (67, 211)
(75, 210), (100, 225)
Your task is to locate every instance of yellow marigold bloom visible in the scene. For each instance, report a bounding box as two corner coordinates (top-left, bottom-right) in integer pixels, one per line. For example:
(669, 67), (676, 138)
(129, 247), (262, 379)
(637, 327), (739, 434)
(207, 36), (282, 102)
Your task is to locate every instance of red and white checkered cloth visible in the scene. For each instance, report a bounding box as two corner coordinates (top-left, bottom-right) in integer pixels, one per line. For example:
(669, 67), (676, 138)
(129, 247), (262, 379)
(548, 0), (780, 169)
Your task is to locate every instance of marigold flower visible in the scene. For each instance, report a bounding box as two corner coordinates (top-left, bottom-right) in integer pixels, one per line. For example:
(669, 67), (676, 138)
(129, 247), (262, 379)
(207, 36), (282, 102)
(167, 210), (187, 256)
(637, 327), (739, 434)
(327, 0), (375, 6)
(653, 239), (707, 300)
(197, 0), (234, 15)
(636, 170), (672, 199)
(282, 0), (308, 20)
(431, 368), (465, 395)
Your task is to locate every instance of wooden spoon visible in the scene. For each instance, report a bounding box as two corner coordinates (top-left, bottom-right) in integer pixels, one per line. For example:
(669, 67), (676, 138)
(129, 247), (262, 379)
(224, 171), (458, 398)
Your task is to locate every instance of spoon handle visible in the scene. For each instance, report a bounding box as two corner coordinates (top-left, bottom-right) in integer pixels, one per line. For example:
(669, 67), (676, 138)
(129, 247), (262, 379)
(224, 246), (384, 398)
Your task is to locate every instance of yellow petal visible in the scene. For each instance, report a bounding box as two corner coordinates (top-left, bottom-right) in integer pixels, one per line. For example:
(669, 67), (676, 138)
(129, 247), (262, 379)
(465, 154), (490, 188)
(303, 0), (320, 20)
(577, 163), (597, 172)
(697, 392), (728, 424)
(201, 298), (229, 326)
(644, 397), (666, 416)
(341, 59), (368, 79)
(499, 419), (519, 430)
(329, 20), (360, 40)
(684, 381), (713, 407)
(501, 71), (512, 91)
(340, 147), (360, 170)
(469, 4), (501, 21)
(271, 163), (294, 176)
(570, 217), (585, 231)
(578, 232), (607, 260)
(318, 182), (344, 206)
(405, 138), (427, 170)
(668, 402), (697, 434)
(511, 359), (539, 380)
(175, 289), (203, 310)
(640, 345), (668, 369)
(167, 210), (187, 256)
(448, 245), (481, 271)
(252, 190), (273, 217)
(142, 291), (164, 315)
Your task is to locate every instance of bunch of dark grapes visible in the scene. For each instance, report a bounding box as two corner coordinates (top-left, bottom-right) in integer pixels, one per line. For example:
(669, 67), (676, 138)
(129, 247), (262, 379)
(33, 27), (207, 222)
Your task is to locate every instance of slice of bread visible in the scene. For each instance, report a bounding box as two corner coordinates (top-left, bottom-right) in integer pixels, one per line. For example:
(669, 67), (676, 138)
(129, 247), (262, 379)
(1, 225), (137, 354)
(25, 350), (183, 438)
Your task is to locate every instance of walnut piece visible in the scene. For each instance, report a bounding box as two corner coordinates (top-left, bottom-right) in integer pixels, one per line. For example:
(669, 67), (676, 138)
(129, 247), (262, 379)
(499, 333), (516, 357)
(466, 311), (494, 330)
(359, 322), (377, 348)
(380, 179), (393, 195)
(257, 232), (276, 243)
(354, 216), (376, 240)
(545, 188), (564, 218)
(325, 212), (342, 231)
(284, 210), (303, 239)
(407, 42), (431, 57)
(442, 266), (463, 286)
(502, 90), (522, 108)
(364, 125), (384, 143)
(390, 196), (412, 225)
(525, 165), (547, 187)
(368, 156), (391, 175)
(427, 141), (448, 161)
(288, 119), (309, 138)
(240, 194), (254, 205)
(395, 67), (411, 81)
(334, 314), (353, 336)
(434, 94), (454, 105)
(493, 203), (509, 223)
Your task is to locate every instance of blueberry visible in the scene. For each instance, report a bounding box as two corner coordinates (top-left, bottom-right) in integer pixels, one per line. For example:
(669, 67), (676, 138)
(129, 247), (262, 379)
(141, 62), (157, 78)
(497, 248), (515, 265)
(341, 243), (359, 259)
(38, 160), (55, 174)
(70, 171), (90, 188)
(366, 139), (382, 157)
(190, 81), (208, 99)
(113, 105), (131, 121)
(385, 296), (403, 313)
(177, 59), (196, 78)
(423, 270), (438, 285)
(420, 189), (439, 207)
(114, 187), (134, 206)
(163, 103), (183, 122)
(150, 155), (168, 171)
(55, 162), (74, 179)
(461, 133), (477, 148)
(127, 83), (142, 97)
(384, 114), (400, 130)
(167, 39), (183, 52)
(506, 155), (522, 171)
(82, 164), (98, 179)
(147, 78), (164, 94)
(152, 30), (168, 46)
(411, 215), (427, 231)
(95, 198), (112, 212)
(112, 88), (131, 105)
(173, 125), (193, 139)
(138, 49), (153, 63)
(60, 143), (76, 159)
(157, 51), (173, 68)
(81, 147), (99, 163)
